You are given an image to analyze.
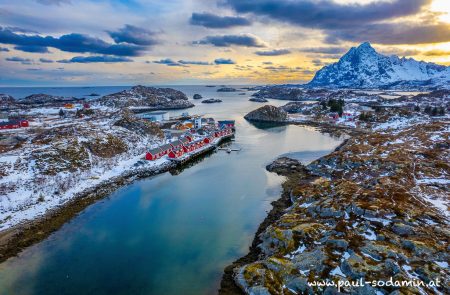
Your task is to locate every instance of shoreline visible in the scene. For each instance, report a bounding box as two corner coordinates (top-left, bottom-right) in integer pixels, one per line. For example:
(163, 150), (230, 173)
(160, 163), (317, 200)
(0, 137), (230, 263)
(219, 118), (449, 294)
(218, 134), (350, 295)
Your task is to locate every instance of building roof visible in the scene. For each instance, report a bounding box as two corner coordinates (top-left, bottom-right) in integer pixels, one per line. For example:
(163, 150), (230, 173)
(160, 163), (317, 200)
(170, 140), (183, 147)
(159, 144), (172, 151)
(179, 137), (190, 144)
(148, 147), (163, 155)
(0, 121), (20, 127)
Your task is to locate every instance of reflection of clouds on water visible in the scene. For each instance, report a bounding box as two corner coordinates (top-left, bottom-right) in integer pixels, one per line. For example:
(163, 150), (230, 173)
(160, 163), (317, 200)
(282, 150), (337, 164)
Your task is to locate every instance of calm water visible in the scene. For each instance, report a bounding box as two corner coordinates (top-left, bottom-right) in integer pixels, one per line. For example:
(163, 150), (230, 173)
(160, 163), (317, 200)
(0, 86), (341, 295)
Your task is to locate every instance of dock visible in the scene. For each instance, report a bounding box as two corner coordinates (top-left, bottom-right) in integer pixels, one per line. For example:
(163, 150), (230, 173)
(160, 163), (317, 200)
(168, 134), (233, 165)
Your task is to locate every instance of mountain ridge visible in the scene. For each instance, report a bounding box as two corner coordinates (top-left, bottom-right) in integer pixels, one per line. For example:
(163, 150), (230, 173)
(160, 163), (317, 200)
(307, 42), (450, 89)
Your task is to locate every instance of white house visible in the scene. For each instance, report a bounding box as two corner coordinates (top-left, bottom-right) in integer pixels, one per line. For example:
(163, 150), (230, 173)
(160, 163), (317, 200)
(139, 111), (169, 122)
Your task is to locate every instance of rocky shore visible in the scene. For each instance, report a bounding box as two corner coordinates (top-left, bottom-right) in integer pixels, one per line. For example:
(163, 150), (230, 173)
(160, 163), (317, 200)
(220, 119), (449, 294)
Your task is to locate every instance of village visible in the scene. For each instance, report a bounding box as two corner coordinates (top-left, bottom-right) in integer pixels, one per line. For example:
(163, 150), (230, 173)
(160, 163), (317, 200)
(0, 91), (236, 231)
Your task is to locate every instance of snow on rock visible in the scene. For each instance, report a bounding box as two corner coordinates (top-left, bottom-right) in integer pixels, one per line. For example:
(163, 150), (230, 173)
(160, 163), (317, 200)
(0, 110), (165, 230)
(308, 42), (450, 90)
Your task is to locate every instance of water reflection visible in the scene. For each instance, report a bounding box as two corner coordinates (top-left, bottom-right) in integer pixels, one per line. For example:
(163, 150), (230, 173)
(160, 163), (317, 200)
(0, 87), (342, 295)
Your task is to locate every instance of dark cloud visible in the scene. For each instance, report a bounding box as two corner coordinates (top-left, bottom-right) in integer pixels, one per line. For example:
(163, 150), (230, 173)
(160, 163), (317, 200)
(263, 65), (303, 72)
(422, 49), (450, 56)
(108, 25), (158, 46)
(224, 0), (448, 45)
(39, 58), (54, 63)
(224, 0), (431, 29)
(6, 56), (33, 64)
(255, 49), (291, 56)
(300, 46), (346, 54)
(194, 34), (265, 47)
(153, 58), (186, 66)
(0, 46), (9, 52)
(0, 27), (145, 56)
(14, 45), (50, 53)
(178, 60), (211, 65)
(58, 56), (132, 63)
(190, 12), (251, 28)
(5, 27), (39, 34)
(311, 59), (323, 66)
(326, 22), (450, 45)
(262, 61), (273, 65)
(214, 58), (235, 64)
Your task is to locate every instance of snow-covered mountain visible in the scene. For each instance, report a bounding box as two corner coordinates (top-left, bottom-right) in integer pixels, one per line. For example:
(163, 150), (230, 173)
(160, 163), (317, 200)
(308, 42), (450, 89)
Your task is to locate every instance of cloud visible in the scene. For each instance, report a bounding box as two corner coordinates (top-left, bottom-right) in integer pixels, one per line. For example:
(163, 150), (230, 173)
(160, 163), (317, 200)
(326, 22), (450, 44)
(153, 58), (185, 66)
(262, 61), (273, 65)
(263, 65), (303, 72)
(224, 0), (449, 45)
(58, 56), (133, 63)
(194, 34), (266, 47)
(214, 58), (235, 64)
(0, 27), (145, 56)
(378, 47), (421, 56)
(14, 45), (50, 53)
(300, 46), (346, 54)
(6, 56), (33, 64)
(178, 60), (211, 65)
(311, 59), (323, 66)
(0, 46), (9, 52)
(190, 12), (251, 28)
(107, 24), (158, 46)
(224, 0), (431, 29)
(255, 49), (291, 56)
(5, 26), (39, 34)
(39, 58), (54, 63)
(36, 0), (71, 5)
(422, 49), (450, 56)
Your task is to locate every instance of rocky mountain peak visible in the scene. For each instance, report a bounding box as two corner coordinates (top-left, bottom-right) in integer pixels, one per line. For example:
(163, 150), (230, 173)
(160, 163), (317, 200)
(308, 42), (450, 89)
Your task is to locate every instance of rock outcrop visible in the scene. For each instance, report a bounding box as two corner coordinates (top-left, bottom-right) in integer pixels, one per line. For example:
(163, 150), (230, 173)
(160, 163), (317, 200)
(266, 157), (308, 176)
(228, 120), (450, 294)
(249, 97), (268, 103)
(96, 85), (194, 110)
(20, 94), (83, 105)
(244, 105), (288, 123)
(0, 94), (15, 105)
(217, 87), (238, 92)
(201, 98), (222, 104)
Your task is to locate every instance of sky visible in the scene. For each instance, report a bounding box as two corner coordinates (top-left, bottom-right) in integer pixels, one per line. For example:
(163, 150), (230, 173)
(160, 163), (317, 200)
(0, 0), (449, 86)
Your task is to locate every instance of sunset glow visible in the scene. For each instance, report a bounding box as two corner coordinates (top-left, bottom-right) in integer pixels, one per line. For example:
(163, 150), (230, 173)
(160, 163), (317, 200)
(0, 0), (449, 86)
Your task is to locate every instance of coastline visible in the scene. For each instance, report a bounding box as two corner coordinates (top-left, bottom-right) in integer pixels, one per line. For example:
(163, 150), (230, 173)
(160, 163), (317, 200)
(219, 132), (350, 295)
(0, 137), (230, 263)
(219, 118), (449, 294)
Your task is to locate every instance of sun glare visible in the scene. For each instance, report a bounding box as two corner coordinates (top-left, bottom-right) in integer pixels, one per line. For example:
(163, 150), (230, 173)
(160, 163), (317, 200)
(431, 0), (450, 23)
